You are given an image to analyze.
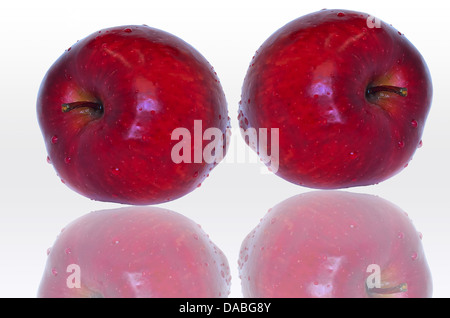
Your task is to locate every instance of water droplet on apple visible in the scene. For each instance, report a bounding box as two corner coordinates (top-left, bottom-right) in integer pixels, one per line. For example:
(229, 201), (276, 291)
(193, 234), (199, 240)
(349, 151), (358, 160)
(193, 171), (199, 178)
(418, 140), (423, 148)
(111, 167), (120, 175)
(46, 247), (51, 256)
(124, 28), (132, 33)
(411, 252), (418, 261)
(67, 47), (72, 52)
(337, 12), (345, 17)
(51, 268), (58, 276)
(397, 232), (404, 239)
(65, 248), (72, 255)
(397, 141), (405, 149)
(411, 119), (418, 128)
(46, 156), (52, 164)
(64, 156), (71, 164)
(270, 218), (276, 224)
(51, 135), (58, 144)
(418, 232), (423, 240)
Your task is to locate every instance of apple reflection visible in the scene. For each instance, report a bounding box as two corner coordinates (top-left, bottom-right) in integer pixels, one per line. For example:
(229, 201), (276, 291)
(38, 206), (231, 298)
(238, 190), (432, 298)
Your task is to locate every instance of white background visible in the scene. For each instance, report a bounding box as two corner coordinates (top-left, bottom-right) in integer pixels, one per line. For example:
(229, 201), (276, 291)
(1, 0), (449, 298)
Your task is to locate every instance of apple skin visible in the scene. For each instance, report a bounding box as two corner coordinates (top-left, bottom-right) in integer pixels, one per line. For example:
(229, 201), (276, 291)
(37, 25), (229, 205)
(37, 206), (231, 298)
(238, 9), (432, 189)
(238, 191), (432, 298)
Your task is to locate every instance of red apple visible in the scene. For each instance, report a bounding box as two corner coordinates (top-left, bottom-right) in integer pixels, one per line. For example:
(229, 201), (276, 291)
(38, 206), (231, 298)
(238, 191), (432, 298)
(37, 25), (229, 205)
(238, 9), (432, 188)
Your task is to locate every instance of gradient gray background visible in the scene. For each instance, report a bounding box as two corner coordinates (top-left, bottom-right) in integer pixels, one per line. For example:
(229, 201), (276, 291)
(0, 0), (448, 298)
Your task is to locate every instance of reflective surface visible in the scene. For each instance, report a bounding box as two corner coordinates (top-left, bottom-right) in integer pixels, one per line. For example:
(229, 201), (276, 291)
(0, 1), (448, 298)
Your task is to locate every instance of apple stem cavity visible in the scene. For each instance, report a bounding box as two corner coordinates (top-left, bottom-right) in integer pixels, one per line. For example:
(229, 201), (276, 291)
(62, 101), (104, 114)
(366, 85), (408, 98)
(368, 282), (408, 296)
